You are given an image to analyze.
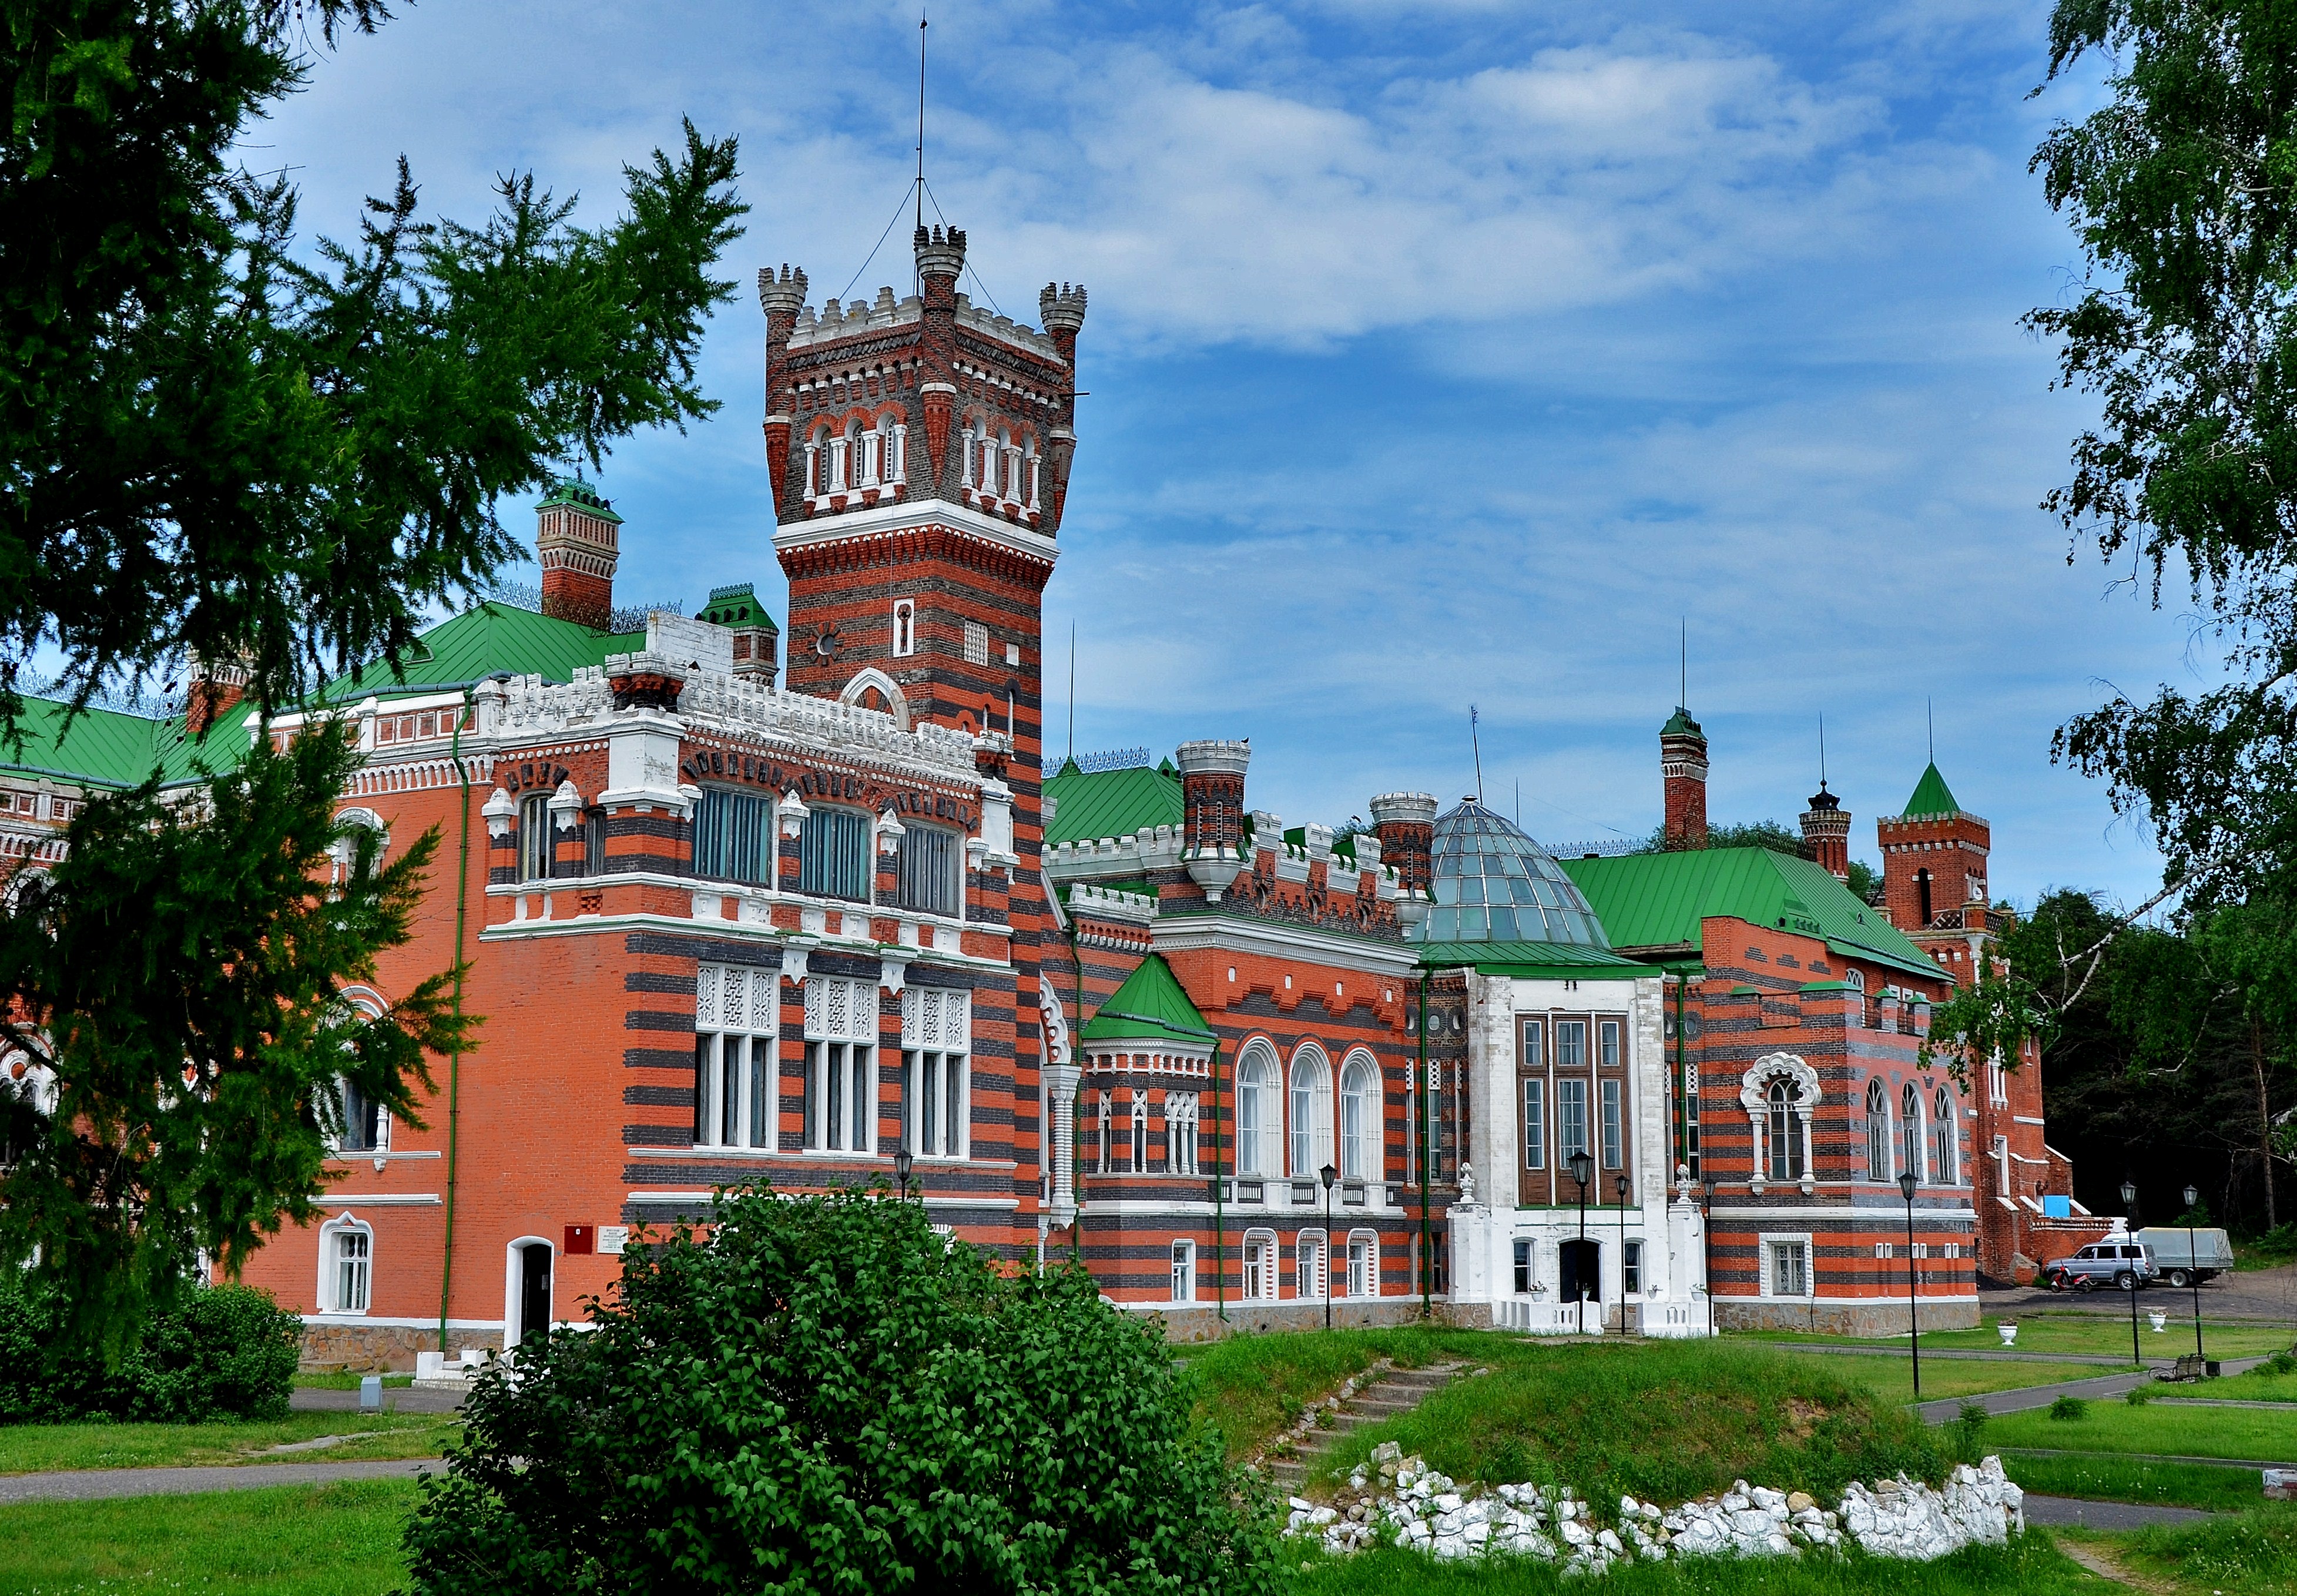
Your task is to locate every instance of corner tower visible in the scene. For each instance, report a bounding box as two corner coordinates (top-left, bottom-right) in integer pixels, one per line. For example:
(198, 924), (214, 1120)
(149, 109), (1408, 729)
(1879, 763), (1989, 936)
(1659, 706), (1708, 850)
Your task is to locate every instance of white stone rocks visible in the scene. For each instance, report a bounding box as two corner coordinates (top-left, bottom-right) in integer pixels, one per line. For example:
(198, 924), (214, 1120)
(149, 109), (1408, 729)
(1289, 1452), (2026, 1573)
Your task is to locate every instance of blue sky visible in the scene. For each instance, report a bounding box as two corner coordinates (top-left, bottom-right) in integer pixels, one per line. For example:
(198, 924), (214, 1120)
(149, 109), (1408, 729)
(257, 0), (2191, 910)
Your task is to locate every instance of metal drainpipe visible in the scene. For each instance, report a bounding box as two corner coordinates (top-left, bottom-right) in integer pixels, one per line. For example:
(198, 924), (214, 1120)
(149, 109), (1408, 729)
(1068, 914), (1086, 1265)
(1212, 1038), (1226, 1322)
(437, 686), (475, 1354)
(1418, 968), (1432, 1317)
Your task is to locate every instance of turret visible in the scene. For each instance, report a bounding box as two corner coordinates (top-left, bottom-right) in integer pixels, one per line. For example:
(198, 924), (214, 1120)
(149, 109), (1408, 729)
(756, 264), (807, 514)
(916, 224), (965, 496)
(1660, 706), (1708, 850)
(698, 582), (778, 687)
(1800, 782), (1850, 880)
(1371, 790), (1438, 932)
(1175, 739), (1250, 901)
(535, 479), (621, 632)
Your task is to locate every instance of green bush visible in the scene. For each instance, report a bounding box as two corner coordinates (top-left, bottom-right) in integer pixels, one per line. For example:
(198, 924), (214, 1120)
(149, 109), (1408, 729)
(403, 1183), (1285, 1595)
(2049, 1395), (2089, 1421)
(0, 1278), (299, 1424)
(1947, 1401), (1990, 1462)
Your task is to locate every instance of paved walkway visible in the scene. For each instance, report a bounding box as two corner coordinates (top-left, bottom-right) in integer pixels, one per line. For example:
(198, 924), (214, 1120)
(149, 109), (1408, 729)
(2023, 1494), (2218, 1529)
(291, 1384), (465, 1414)
(1913, 1355), (2268, 1422)
(0, 1457), (432, 1504)
(2003, 1445), (2293, 1470)
(1789, 1343), (2142, 1367)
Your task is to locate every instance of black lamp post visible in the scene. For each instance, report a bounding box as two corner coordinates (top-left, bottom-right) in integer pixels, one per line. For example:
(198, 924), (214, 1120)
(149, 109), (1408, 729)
(1569, 1149), (1594, 1335)
(896, 1145), (915, 1204)
(1701, 1173), (1717, 1339)
(1615, 1172), (1631, 1333)
(2184, 1183), (2204, 1363)
(1897, 1169), (1921, 1400)
(1320, 1162), (1338, 1330)
(2120, 1179), (2141, 1369)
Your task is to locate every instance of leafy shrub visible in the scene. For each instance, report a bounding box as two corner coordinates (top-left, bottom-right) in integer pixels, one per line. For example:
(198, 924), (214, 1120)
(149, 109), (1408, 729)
(0, 1278), (299, 1423)
(2256, 1349), (2297, 1377)
(2050, 1395), (2090, 1421)
(402, 1183), (1285, 1595)
(2126, 1383), (2155, 1405)
(1947, 1401), (1990, 1462)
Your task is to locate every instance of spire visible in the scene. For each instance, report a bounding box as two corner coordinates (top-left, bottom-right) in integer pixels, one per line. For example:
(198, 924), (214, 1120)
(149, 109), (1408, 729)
(1902, 762), (1960, 819)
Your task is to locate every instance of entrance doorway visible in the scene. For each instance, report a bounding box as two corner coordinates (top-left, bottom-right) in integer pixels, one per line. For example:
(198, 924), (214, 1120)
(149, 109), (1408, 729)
(1560, 1238), (1601, 1308)
(513, 1241), (552, 1347)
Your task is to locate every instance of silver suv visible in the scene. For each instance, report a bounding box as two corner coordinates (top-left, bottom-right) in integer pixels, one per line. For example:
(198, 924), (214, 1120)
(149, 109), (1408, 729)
(2044, 1240), (2157, 1292)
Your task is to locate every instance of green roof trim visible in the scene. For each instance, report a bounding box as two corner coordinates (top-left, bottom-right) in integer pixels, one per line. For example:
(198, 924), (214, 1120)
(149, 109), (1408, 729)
(1417, 939), (1644, 978)
(1079, 955), (1215, 1043)
(700, 582), (777, 634)
(1562, 846), (1940, 981)
(1902, 762), (1960, 818)
(1662, 705), (1702, 737)
(537, 477), (623, 523)
(1044, 759), (1183, 847)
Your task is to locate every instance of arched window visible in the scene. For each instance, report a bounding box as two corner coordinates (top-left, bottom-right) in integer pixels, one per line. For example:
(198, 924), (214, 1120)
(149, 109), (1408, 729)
(960, 420), (978, 488)
(1242, 1230), (1278, 1300)
(1295, 1229), (1327, 1300)
(1130, 1092), (1148, 1173)
(1346, 1230), (1379, 1299)
(317, 1213), (373, 1315)
(1289, 1047), (1333, 1178)
(1900, 1082), (1925, 1183)
(1766, 1078), (1805, 1182)
(1166, 1091), (1199, 1175)
(1235, 1044), (1278, 1177)
(804, 427), (825, 497)
(1339, 1052), (1379, 1179)
(1932, 1088), (1957, 1185)
(1864, 1078), (1890, 1181)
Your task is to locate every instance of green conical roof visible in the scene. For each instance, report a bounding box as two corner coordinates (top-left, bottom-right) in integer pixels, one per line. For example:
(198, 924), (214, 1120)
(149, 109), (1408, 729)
(1902, 762), (1960, 818)
(1079, 955), (1214, 1044)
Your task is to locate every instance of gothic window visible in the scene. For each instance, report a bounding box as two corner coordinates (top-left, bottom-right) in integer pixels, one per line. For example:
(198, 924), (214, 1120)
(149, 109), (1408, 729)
(802, 975), (878, 1154)
(695, 963), (779, 1151)
(1236, 1044), (1278, 1176)
(1130, 1092), (1148, 1172)
(829, 428), (850, 494)
(798, 806), (871, 901)
(1166, 1092), (1199, 1175)
(1289, 1047), (1333, 1177)
(894, 823), (960, 917)
(1766, 1078), (1806, 1182)
(518, 792), (551, 881)
(902, 987), (970, 1159)
(1096, 1091), (1112, 1173)
(1932, 1088), (1957, 1185)
(887, 418), (907, 484)
(1339, 1052), (1379, 1179)
(1865, 1077), (1891, 1181)
(891, 599), (916, 658)
(803, 432), (823, 497)
(1900, 1081), (1925, 1182)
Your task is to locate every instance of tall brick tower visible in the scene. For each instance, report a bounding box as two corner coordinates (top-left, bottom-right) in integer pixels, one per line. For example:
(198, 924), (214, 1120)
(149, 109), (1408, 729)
(536, 480), (622, 631)
(1659, 707), (1708, 850)
(1800, 782), (1850, 881)
(1879, 763), (1989, 935)
(758, 225), (1085, 1259)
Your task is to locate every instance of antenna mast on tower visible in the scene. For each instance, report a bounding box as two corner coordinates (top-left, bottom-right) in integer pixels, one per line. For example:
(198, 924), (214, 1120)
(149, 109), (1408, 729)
(915, 11), (928, 236)
(1470, 705), (1484, 802)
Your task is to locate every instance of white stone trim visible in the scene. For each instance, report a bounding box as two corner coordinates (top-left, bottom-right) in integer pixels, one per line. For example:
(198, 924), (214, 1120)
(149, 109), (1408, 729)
(769, 499), (1059, 571)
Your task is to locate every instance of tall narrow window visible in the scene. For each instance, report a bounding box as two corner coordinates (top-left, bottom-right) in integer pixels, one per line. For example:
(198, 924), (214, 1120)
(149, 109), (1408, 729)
(1557, 1078), (1590, 1168)
(695, 964), (779, 1149)
(583, 809), (607, 877)
(1521, 1078), (1546, 1172)
(332, 1227), (370, 1313)
(1623, 1239), (1644, 1295)
(1347, 1233), (1376, 1298)
(1289, 1050), (1333, 1176)
(901, 987), (970, 1159)
(1131, 1094), (1148, 1172)
(1243, 1234), (1275, 1299)
(518, 793), (552, 881)
(1767, 1079), (1806, 1182)
(895, 824), (960, 917)
(1096, 1092), (1111, 1173)
(798, 807), (871, 901)
(802, 977), (878, 1154)
(1521, 1020), (1545, 1070)
(1166, 1092), (1199, 1175)
(1933, 1088), (1956, 1185)
(1339, 1055), (1378, 1179)
(1296, 1231), (1327, 1300)
(891, 599), (916, 658)
(1170, 1240), (1195, 1303)
(1599, 1019), (1621, 1068)
(1513, 1238), (1534, 1295)
(334, 1077), (387, 1154)
(1865, 1078), (1891, 1181)
(1236, 1048), (1275, 1176)
(1599, 1078), (1623, 1170)
(1900, 1082), (1924, 1183)
(693, 789), (774, 886)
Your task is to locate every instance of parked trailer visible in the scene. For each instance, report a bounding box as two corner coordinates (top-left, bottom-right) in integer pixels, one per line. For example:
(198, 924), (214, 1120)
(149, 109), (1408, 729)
(2135, 1226), (2236, 1287)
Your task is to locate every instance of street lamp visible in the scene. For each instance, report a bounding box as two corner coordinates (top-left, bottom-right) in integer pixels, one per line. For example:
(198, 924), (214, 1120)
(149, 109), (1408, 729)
(896, 1145), (915, 1203)
(2184, 1183), (2204, 1363)
(1897, 1170), (1921, 1400)
(1701, 1173), (1717, 1339)
(1320, 1163), (1338, 1331)
(2120, 1179), (2142, 1370)
(1569, 1149), (1594, 1336)
(1615, 1172), (1631, 1335)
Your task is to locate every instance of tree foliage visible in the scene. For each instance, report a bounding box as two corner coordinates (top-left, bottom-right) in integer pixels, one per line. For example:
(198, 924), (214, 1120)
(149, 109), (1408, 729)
(1, 0), (746, 725)
(0, 723), (470, 1340)
(403, 1185), (1286, 1596)
(0, 1278), (300, 1423)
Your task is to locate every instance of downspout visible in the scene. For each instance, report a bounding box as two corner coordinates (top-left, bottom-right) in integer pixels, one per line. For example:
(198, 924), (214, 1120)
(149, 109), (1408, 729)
(1068, 912), (1086, 1265)
(1212, 1038), (1226, 1322)
(1418, 968), (1432, 1317)
(436, 687), (474, 1353)
(1674, 972), (1689, 1178)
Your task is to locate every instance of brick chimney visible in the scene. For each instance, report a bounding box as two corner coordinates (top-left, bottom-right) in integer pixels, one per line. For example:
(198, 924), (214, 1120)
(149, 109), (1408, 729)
(184, 650), (251, 739)
(1800, 782), (1850, 880)
(699, 582), (779, 687)
(536, 480), (622, 631)
(1660, 706), (1708, 850)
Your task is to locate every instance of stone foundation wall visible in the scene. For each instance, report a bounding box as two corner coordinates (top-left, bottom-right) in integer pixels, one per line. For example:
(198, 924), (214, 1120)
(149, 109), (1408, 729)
(1715, 1296), (1978, 1336)
(1153, 1298), (1478, 1343)
(300, 1320), (503, 1372)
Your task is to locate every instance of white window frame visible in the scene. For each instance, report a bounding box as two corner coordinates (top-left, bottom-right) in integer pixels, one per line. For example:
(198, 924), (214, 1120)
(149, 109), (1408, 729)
(1170, 1239), (1196, 1303)
(317, 1213), (373, 1315)
(1236, 1042), (1279, 1176)
(518, 791), (552, 881)
(1242, 1229), (1278, 1300)
(802, 976), (880, 1154)
(1864, 1077), (1891, 1181)
(1763, 1233), (1815, 1300)
(891, 598), (917, 658)
(329, 1072), (390, 1156)
(695, 963), (780, 1151)
(1339, 1050), (1379, 1179)
(1166, 1091), (1199, 1175)
(1346, 1229), (1378, 1299)
(963, 620), (990, 666)
(1295, 1228), (1327, 1302)
(1289, 1045), (1333, 1178)
(901, 985), (970, 1160)
(1622, 1238), (1644, 1296)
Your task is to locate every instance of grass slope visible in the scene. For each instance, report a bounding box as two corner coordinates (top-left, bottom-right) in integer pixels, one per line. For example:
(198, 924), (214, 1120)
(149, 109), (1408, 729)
(2117, 1503), (2297, 1594)
(0, 1479), (415, 1595)
(0, 1412), (454, 1474)
(2002, 1451), (2268, 1512)
(1309, 1340), (1943, 1507)
(1762, 1353), (2125, 1407)
(1988, 1398), (2297, 1463)
(1179, 1325), (1504, 1457)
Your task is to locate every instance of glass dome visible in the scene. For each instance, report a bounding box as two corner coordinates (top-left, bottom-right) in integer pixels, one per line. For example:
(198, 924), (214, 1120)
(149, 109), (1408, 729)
(1422, 797), (1610, 947)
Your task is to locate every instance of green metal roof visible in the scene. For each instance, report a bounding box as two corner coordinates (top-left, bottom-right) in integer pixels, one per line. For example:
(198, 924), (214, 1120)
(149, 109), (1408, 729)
(1079, 955), (1214, 1043)
(537, 477), (623, 523)
(1, 692), (263, 790)
(1416, 940), (1644, 979)
(1562, 846), (1939, 981)
(700, 583), (776, 634)
(1902, 762), (1960, 818)
(325, 602), (642, 702)
(1661, 706), (1702, 738)
(1043, 757), (1183, 847)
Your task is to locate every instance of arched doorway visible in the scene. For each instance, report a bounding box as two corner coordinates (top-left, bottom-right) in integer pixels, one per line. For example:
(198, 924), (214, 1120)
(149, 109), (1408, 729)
(508, 1239), (553, 1348)
(1559, 1238), (1601, 1319)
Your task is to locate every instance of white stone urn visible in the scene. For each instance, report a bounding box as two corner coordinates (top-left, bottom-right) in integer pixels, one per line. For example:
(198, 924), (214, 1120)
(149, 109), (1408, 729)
(2150, 1310), (2168, 1332)
(1997, 1322), (2018, 1347)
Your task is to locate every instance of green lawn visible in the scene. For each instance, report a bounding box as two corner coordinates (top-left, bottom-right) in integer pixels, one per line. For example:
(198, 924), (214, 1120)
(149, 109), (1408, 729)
(0, 1412), (455, 1474)
(2003, 1451), (2270, 1513)
(0, 1479), (415, 1595)
(1988, 1396), (2297, 1463)
(1763, 1350), (2130, 1407)
(1298, 1531), (2097, 1596)
(1178, 1325), (1509, 1457)
(2175, 1362), (2297, 1403)
(1305, 1339), (1943, 1507)
(2112, 1502), (2297, 1594)
(1747, 1309), (2291, 1361)
(293, 1372), (416, 1390)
